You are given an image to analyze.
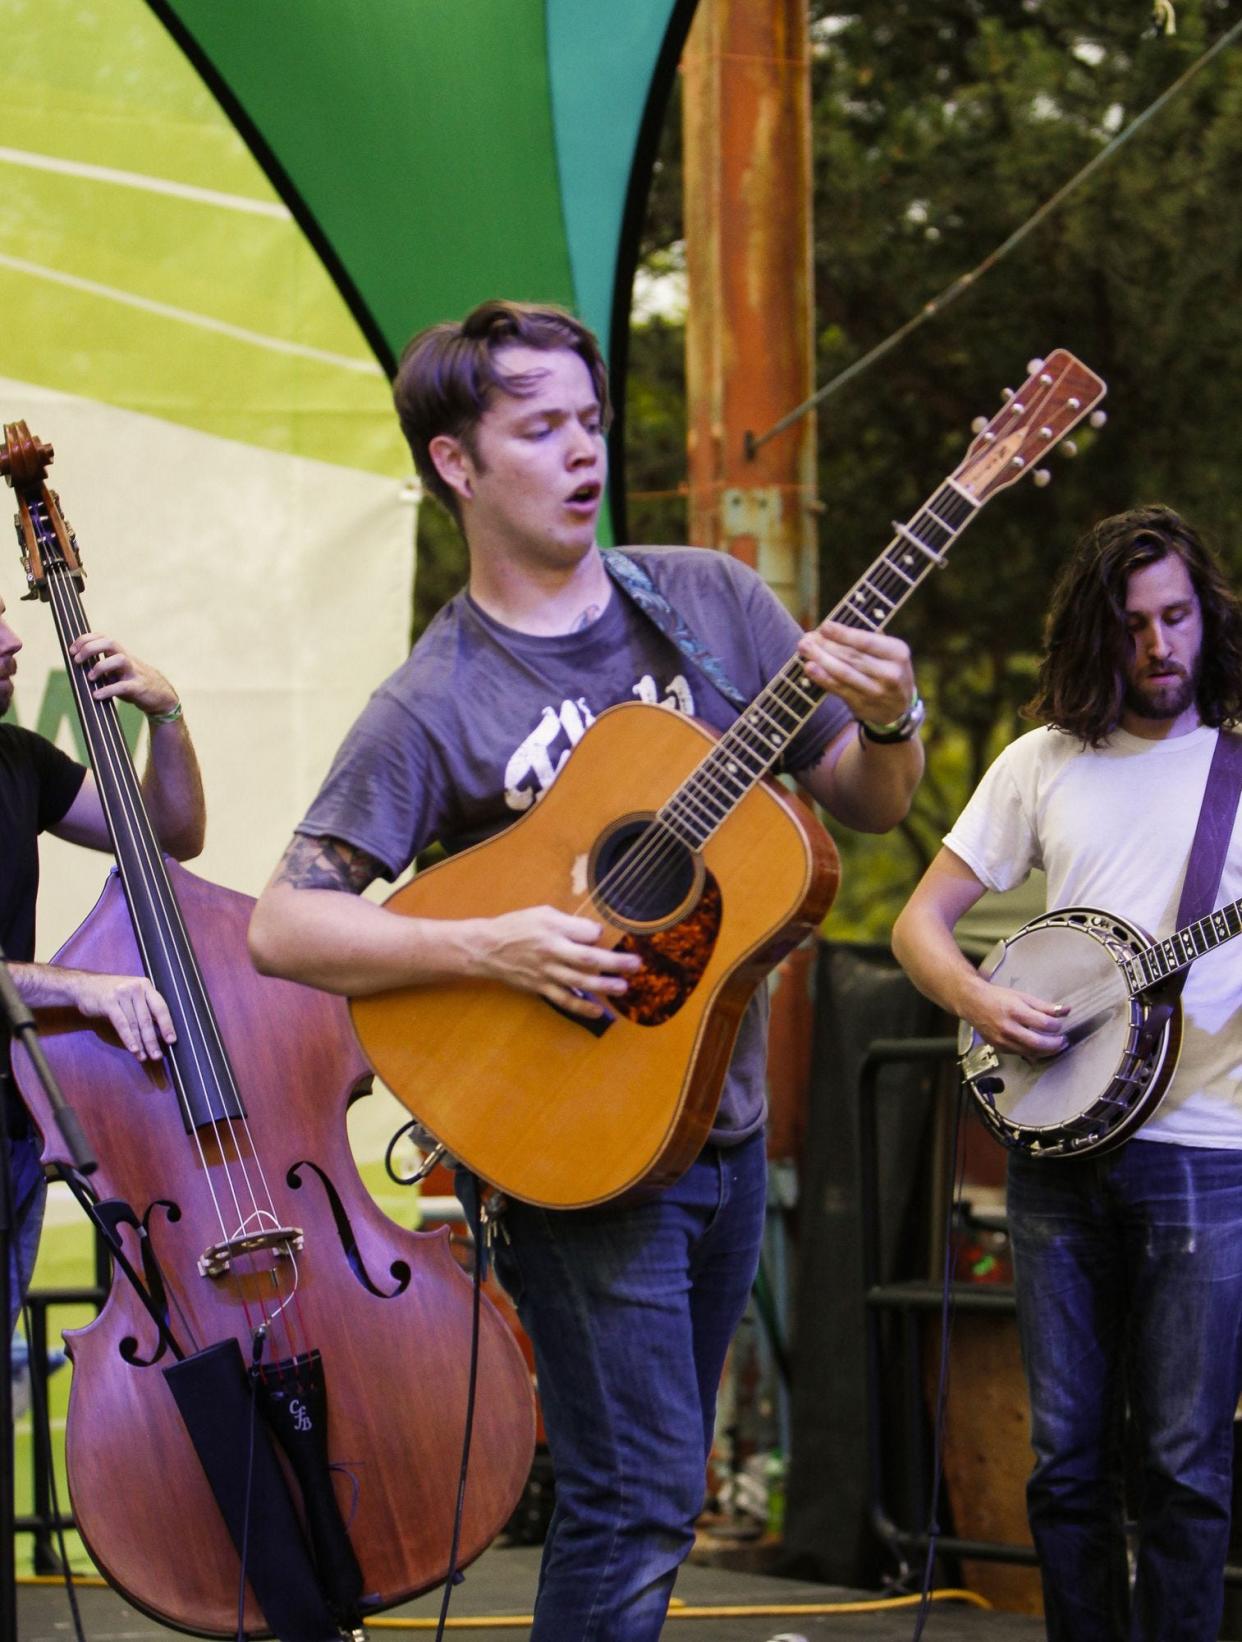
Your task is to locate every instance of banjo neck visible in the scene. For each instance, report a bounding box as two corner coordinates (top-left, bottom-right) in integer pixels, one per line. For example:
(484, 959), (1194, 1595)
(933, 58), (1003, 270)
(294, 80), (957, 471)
(1121, 898), (1242, 995)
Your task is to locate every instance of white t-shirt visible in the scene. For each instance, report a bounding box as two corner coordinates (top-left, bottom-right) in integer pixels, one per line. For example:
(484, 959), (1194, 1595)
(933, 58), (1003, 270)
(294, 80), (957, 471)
(945, 723), (1242, 1147)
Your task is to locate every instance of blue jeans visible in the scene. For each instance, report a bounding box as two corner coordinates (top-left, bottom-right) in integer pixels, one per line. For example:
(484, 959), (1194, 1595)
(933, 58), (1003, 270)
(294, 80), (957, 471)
(1007, 1140), (1242, 1642)
(483, 1131), (767, 1642)
(8, 1129), (45, 1334)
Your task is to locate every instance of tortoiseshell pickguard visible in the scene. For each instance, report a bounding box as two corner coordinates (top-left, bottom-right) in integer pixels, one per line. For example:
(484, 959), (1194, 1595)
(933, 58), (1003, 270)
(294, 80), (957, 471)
(608, 873), (722, 1026)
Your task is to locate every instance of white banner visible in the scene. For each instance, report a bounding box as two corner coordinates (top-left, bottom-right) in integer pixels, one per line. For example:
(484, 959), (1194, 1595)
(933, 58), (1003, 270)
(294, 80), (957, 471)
(3, 379), (417, 955)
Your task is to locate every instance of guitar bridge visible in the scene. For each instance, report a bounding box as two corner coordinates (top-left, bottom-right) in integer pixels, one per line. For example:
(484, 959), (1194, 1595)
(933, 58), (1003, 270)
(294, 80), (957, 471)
(544, 994), (615, 1038)
(198, 1226), (304, 1278)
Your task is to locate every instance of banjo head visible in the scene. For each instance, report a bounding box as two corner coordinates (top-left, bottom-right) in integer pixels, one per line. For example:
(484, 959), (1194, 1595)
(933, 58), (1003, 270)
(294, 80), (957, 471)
(958, 907), (1179, 1157)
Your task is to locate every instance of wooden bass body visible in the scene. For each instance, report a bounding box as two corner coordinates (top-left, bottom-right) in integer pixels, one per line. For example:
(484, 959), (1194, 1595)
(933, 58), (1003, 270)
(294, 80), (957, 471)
(351, 702), (839, 1209)
(15, 865), (536, 1635)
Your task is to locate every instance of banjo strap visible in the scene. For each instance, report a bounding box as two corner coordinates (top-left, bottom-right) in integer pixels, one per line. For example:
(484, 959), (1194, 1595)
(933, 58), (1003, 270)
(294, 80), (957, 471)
(1169, 729), (1242, 980)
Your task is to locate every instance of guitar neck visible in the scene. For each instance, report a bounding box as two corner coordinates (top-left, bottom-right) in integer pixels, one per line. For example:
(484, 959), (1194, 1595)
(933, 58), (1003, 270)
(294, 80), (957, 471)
(657, 480), (979, 851)
(1124, 898), (1242, 992)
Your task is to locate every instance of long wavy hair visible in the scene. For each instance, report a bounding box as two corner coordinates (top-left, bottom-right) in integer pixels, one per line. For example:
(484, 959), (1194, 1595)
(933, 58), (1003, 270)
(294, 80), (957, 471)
(1022, 505), (1242, 745)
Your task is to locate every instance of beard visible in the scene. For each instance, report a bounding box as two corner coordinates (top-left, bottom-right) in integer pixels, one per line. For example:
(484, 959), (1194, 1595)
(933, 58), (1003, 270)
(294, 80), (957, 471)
(1123, 662), (1200, 722)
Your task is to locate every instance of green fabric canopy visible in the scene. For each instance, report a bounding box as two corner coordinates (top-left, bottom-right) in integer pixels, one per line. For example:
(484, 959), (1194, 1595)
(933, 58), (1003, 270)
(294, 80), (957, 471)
(147, 1), (695, 387)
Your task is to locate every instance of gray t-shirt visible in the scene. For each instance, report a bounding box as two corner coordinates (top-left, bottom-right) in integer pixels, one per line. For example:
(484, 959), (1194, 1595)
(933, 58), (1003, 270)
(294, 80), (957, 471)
(300, 546), (851, 1144)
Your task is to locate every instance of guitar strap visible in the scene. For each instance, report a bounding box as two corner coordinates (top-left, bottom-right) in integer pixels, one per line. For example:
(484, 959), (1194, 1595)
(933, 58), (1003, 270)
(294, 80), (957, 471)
(1169, 728), (1242, 982)
(602, 549), (752, 713)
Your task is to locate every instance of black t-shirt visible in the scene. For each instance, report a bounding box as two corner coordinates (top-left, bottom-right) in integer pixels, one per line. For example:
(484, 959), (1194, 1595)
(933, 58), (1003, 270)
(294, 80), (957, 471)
(1, 725), (87, 1127)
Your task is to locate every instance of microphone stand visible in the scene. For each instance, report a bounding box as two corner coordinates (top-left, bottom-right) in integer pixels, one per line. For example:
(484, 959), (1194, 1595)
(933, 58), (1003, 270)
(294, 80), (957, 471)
(0, 944), (96, 1642)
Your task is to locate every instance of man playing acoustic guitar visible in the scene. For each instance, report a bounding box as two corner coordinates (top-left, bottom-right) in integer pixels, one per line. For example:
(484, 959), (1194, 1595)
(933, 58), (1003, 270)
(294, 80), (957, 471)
(249, 299), (922, 1639)
(892, 506), (1242, 1642)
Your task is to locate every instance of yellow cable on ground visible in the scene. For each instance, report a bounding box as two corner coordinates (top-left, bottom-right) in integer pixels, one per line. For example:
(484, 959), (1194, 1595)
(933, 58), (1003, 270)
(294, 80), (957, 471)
(364, 1587), (993, 1628)
(17, 1573), (993, 1625)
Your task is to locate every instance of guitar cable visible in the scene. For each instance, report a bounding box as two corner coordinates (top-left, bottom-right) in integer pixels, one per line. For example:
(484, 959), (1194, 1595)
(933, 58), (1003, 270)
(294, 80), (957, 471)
(383, 1131), (485, 1642)
(427, 1185), (486, 1642)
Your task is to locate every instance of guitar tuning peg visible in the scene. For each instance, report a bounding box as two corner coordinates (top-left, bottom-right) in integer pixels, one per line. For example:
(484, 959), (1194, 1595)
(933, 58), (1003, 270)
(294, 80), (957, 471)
(1089, 409), (1108, 429)
(970, 416), (988, 434)
(1026, 357), (1045, 375)
(1033, 468), (1053, 488)
(1001, 387), (1015, 402)
(1059, 440), (1079, 458)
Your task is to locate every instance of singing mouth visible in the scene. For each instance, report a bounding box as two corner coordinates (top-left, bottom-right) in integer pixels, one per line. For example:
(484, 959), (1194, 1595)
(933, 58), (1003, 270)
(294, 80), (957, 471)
(566, 482), (600, 507)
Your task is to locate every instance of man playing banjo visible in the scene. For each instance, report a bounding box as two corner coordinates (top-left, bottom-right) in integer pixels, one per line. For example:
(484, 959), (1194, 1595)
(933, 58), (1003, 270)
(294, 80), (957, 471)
(892, 505), (1242, 1642)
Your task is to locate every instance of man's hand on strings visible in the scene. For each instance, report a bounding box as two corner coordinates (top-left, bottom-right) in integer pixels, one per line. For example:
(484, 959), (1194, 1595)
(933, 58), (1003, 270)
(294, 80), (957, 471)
(473, 907), (642, 1019)
(68, 632), (179, 718)
(60, 969), (177, 1061)
(796, 620), (914, 726)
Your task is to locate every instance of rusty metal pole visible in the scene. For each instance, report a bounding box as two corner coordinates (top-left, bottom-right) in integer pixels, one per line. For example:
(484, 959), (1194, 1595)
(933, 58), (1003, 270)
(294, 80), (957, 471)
(682, 0), (820, 1167)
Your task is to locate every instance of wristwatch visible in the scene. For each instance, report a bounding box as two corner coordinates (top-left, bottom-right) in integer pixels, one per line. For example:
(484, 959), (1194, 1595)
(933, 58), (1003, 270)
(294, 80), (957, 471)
(858, 688), (926, 744)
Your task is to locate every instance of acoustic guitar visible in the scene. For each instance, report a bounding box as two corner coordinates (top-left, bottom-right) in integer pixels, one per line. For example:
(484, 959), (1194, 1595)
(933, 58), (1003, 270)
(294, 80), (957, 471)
(353, 351), (1107, 1208)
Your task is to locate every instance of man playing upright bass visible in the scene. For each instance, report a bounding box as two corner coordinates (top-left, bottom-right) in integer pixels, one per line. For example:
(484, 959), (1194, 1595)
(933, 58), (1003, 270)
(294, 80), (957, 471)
(0, 592), (204, 1327)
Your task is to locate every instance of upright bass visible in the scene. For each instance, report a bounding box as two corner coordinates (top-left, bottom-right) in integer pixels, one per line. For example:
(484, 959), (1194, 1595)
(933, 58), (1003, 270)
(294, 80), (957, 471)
(1, 422), (534, 1639)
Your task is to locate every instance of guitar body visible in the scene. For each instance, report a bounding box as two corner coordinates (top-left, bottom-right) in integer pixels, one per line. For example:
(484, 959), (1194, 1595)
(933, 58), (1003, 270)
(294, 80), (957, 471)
(351, 701), (839, 1207)
(958, 907), (1183, 1157)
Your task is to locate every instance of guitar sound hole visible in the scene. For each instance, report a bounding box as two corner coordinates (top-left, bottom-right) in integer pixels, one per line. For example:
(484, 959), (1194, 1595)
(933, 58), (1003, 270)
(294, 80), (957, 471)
(592, 818), (699, 927)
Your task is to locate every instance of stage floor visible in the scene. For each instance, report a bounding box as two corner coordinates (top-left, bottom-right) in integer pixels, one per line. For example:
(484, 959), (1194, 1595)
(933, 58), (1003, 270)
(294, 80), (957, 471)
(18, 1540), (1046, 1641)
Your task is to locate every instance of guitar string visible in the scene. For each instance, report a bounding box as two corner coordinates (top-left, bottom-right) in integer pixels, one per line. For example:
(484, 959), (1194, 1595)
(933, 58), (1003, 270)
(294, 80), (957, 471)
(39, 515), (305, 1367)
(577, 360), (1097, 946)
(988, 924), (1239, 1035)
(582, 512), (960, 921)
(572, 488), (980, 938)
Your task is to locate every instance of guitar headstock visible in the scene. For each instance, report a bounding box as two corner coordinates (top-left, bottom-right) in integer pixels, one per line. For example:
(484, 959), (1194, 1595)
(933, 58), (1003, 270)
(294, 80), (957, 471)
(953, 350), (1107, 505)
(0, 420), (83, 596)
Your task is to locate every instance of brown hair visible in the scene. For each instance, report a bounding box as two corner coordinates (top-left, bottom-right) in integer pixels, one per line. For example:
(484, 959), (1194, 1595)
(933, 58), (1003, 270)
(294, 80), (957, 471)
(392, 298), (612, 525)
(1023, 504), (1242, 744)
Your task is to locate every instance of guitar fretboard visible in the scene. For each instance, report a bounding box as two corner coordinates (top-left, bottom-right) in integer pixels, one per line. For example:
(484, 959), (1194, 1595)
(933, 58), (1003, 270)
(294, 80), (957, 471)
(657, 481), (979, 850)
(1122, 898), (1242, 993)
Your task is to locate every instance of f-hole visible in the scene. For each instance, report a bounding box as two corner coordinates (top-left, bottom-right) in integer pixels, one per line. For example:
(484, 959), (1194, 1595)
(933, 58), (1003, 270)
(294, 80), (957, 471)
(589, 813), (704, 931)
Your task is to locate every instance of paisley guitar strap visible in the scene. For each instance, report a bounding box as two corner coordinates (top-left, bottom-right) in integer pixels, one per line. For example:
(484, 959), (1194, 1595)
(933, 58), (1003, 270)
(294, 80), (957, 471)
(603, 549), (751, 713)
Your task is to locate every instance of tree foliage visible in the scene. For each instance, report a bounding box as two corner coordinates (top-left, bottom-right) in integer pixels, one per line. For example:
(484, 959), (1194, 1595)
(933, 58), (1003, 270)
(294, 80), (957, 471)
(624, 0), (1242, 935)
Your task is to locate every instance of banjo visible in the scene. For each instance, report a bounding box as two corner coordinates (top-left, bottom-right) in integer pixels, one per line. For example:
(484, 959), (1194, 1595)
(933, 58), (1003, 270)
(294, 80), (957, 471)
(958, 896), (1242, 1157)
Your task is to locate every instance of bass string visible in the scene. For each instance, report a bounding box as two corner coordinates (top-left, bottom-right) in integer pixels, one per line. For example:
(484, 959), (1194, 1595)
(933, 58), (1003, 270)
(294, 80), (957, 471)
(40, 530), (306, 1368)
(49, 566), (308, 1368)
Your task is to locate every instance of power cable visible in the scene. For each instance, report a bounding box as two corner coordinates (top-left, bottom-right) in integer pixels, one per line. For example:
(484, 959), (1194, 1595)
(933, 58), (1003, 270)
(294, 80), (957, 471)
(745, 16), (1242, 458)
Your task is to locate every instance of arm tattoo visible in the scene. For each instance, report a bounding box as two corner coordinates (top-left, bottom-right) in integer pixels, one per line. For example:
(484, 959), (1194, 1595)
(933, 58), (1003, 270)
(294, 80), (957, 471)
(273, 834), (384, 895)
